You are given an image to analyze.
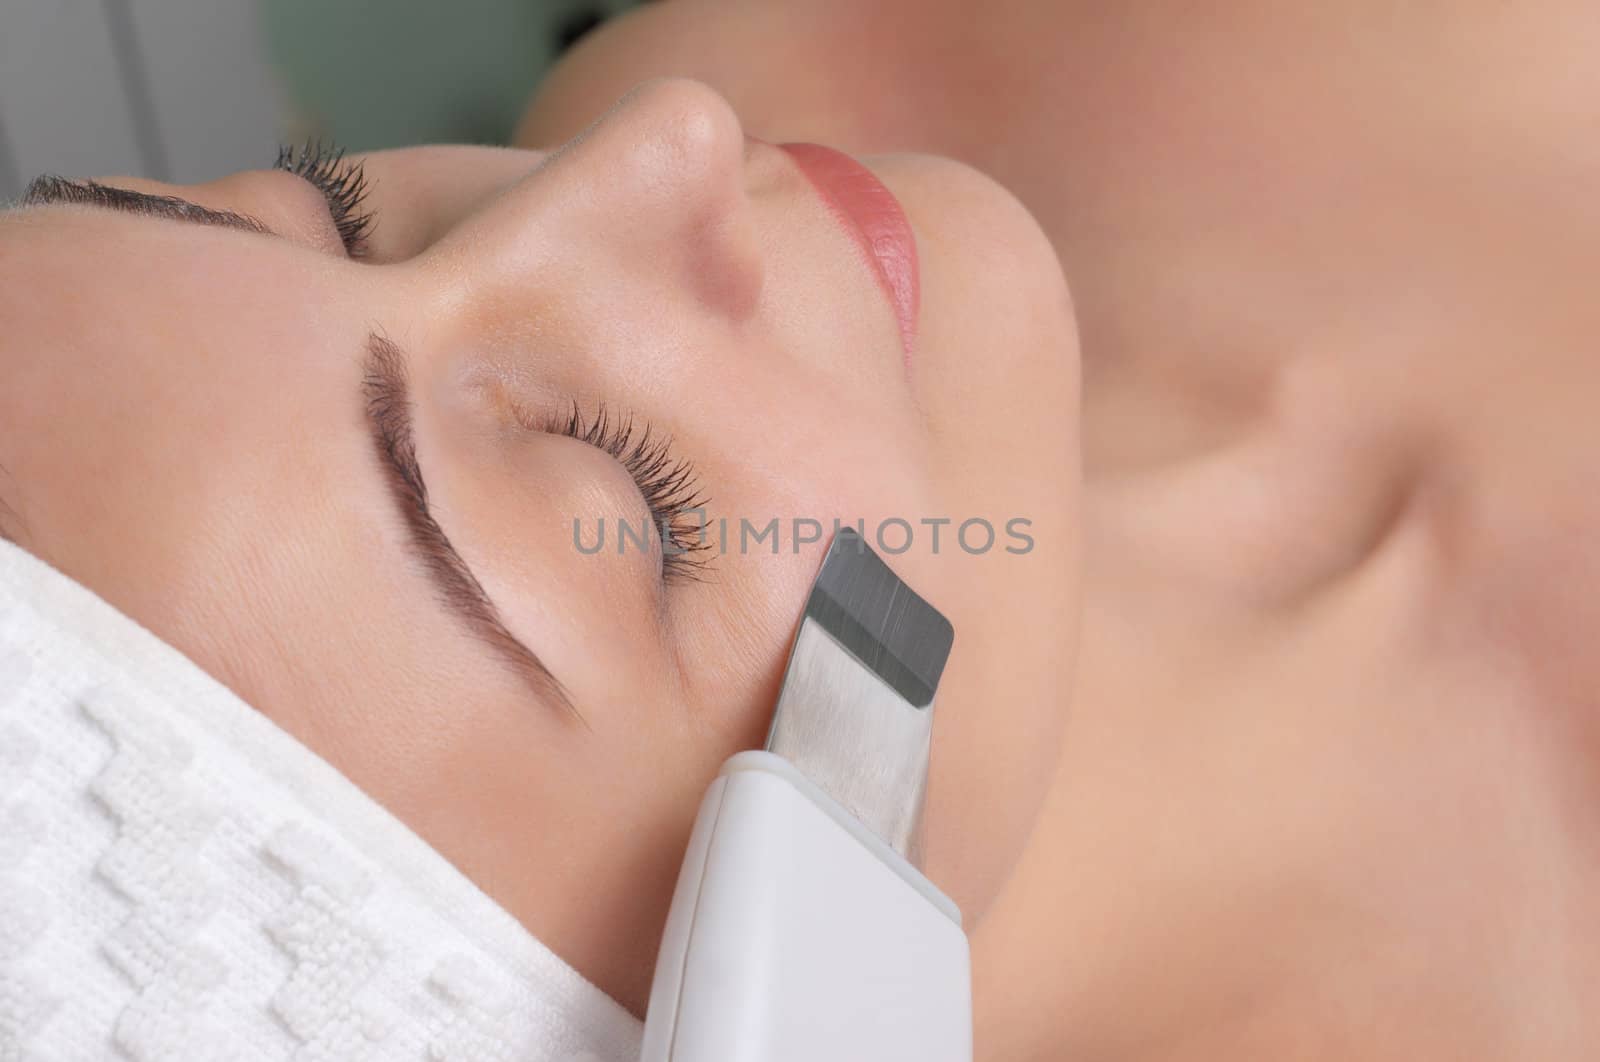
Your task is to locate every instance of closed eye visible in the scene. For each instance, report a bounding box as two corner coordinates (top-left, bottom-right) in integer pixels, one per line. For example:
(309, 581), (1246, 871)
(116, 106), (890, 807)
(273, 142), (376, 258)
(539, 402), (714, 585)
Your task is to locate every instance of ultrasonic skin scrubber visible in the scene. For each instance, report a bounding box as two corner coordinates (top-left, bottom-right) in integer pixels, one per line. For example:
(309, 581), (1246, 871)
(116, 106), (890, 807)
(641, 528), (970, 1061)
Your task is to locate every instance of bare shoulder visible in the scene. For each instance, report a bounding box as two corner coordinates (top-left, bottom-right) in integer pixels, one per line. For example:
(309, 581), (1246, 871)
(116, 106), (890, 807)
(514, 0), (967, 152)
(520, 0), (867, 148)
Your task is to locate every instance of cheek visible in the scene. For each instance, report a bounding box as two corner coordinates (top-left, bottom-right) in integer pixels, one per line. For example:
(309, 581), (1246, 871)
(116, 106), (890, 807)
(901, 280), (1082, 915)
(914, 433), (1080, 919)
(654, 403), (1078, 922)
(918, 407), (1080, 922)
(912, 528), (1078, 924)
(877, 180), (1080, 919)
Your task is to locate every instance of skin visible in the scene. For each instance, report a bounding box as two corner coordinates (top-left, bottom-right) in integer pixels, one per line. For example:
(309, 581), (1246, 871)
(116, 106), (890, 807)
(517, 1), (1600, 1059)
(0, 80), (1079, 1016)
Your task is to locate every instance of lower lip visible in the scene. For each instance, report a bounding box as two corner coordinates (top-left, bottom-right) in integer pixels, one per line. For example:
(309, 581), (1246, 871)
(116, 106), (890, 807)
(777, 142), (920, 363)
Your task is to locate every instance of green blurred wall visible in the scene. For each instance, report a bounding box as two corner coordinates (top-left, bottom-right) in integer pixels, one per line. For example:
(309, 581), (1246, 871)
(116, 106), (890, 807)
(262, 0), (632, 150)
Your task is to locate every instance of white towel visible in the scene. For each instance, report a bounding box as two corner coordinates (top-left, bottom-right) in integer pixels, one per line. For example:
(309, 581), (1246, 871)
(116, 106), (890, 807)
(0, 538), (644, 1061)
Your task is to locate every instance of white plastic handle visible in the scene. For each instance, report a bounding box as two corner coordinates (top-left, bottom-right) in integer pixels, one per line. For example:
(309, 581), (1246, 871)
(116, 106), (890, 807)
(641, 751), (972, 1062)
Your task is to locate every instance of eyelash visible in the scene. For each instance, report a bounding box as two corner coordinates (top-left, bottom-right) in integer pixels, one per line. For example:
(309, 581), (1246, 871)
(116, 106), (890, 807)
(547, 403), (712, 583)
(273, 141), (376, 257)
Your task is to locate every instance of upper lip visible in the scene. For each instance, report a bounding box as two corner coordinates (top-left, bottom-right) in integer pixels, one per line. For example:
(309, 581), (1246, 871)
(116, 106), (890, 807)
(775, 142), (921, 364)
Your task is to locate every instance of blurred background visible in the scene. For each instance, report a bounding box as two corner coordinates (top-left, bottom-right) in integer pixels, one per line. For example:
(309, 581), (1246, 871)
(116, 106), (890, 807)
(0, 0), (638, 199)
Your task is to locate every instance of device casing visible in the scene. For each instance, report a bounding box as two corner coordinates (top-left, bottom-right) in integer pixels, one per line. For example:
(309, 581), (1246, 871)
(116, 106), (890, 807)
(640, 750), (972, 1062)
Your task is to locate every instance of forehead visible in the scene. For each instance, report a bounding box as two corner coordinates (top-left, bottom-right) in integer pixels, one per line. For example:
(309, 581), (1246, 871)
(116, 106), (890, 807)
(1, 203), (246, 299)
(0, 211), (385, 456)
(0, 203), (350, 335)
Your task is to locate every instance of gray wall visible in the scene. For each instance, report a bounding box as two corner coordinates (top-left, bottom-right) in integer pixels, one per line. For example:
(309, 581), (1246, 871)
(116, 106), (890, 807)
(261, 0), (612, 153)
(0, 0), (282, 197)
(0, 0), (635, 201)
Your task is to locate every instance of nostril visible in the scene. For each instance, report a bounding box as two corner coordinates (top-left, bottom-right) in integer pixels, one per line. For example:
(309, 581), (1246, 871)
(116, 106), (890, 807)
(553, 6), (608, 56)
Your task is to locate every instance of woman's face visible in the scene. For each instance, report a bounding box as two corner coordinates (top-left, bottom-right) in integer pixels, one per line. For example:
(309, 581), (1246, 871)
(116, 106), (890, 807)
(0, 79), (1079, 1011)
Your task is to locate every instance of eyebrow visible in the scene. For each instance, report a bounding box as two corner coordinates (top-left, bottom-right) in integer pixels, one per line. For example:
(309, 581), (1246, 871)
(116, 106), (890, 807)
(362, 334), (579, 721)
(0, 461), (20, 546)
(19, 175), (273, 235)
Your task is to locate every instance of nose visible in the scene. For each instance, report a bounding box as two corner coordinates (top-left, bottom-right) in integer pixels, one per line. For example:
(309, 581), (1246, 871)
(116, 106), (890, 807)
(419, 78), (767, 328)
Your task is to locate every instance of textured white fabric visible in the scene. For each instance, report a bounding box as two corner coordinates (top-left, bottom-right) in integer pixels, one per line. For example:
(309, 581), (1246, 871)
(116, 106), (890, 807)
(0, 539), (644, 1061)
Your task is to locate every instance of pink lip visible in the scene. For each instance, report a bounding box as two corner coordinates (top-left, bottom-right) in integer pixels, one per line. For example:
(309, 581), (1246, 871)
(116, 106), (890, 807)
(777, 142), (920, 363)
